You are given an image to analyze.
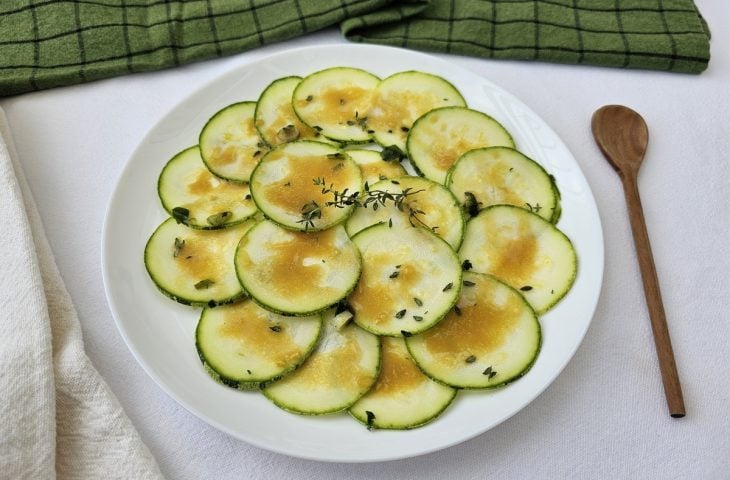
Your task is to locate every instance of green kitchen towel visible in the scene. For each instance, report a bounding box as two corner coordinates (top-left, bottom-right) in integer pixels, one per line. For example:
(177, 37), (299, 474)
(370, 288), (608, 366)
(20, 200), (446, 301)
(0, 0), (710, 97)
(0, 0), (429, 96)
(343, 0), (711, 74)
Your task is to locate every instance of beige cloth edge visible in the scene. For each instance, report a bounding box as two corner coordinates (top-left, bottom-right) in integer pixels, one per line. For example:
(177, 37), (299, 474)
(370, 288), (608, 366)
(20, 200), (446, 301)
(0, 107), (164, 479)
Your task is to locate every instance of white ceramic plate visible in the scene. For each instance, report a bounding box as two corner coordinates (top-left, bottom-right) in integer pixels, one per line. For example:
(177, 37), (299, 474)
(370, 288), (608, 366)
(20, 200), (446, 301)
(102, 44), (604, 463)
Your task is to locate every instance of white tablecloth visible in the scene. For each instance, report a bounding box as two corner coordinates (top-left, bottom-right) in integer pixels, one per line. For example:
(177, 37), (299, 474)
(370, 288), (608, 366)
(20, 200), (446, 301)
(2, 0), (728, 477)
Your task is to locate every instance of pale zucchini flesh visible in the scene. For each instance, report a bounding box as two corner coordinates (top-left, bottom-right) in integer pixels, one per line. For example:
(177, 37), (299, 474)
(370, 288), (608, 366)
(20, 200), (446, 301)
(349, 223), (462, 337)
(196, 300), (322, 388)
(254, 76), (337, 147)
(458, 205), (577, 314)
(406, 272), (541, 389)
(345, 175), (465, 250)
(235, 221), (362, 316)
(249, 141), (363, 231)
(349, 337), (456, 430)
(407, 107), (515, 184)
(157, 146), (258, 230)
(367, 70), (466, 151)
(346, 148), (407, 185)
(144, 218), (255, 307)
(262, 308), (380, 414)
(292, 67), (379, 143)
(199, 102), (268, 183)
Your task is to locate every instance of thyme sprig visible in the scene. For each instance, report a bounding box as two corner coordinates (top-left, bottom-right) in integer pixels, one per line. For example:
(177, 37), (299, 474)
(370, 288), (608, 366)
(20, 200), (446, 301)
(298, 177), (433, 231)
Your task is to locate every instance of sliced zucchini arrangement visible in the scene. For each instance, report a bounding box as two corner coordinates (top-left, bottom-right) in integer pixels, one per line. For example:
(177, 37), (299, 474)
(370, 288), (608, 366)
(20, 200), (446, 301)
(143, 66), (578, 430)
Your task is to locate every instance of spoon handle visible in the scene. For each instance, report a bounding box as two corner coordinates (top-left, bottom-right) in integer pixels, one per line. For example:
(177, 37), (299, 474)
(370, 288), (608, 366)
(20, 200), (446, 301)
(621, 173), (686, 418)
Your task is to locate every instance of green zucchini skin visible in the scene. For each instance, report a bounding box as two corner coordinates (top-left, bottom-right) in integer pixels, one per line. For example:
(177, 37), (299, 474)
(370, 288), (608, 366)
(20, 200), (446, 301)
(367, 70), (466, 151)
(157, 146), (257, 230)
(199, 101), (267, 183)
(292, 67), (380, 143)
(348, 337), (456, 430)
(348, 222), (463, 337)
(234, 220), (362, 316)
(248, 140), (363, 232)
(407, 106), (515, 185)
(406, 272), (541, 389)
(195, 301), (323, 389)
(458, 205), (577, 314)
(144, 217), (254, 307)
(446, 146), (560, 223)
(262, 308), (381, 415)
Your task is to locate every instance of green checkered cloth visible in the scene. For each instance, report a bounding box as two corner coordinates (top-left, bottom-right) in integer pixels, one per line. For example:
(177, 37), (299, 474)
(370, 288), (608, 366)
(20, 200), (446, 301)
(343, 0), (711, 74)
(0, 0), (710, 97)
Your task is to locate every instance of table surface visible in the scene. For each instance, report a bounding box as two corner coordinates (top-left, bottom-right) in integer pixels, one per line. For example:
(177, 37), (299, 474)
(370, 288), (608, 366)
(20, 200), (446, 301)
(2, 1), (728, 478)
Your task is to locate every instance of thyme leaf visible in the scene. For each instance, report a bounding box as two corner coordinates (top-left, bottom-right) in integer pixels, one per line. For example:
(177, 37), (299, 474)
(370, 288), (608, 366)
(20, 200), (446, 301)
(380, 145), (406, 162)
(171, 206), (190, 224)
(194, 279), (214, 290)
(173, 237), (185, 258)
(206, 211), (232, 227)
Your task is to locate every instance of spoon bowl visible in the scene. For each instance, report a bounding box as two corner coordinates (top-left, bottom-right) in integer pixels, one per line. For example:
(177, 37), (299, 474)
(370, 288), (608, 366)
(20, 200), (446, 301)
(591, 105), (649, 176)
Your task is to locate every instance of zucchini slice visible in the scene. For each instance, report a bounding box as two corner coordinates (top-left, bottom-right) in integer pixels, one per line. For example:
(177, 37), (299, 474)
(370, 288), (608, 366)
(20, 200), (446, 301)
(406, 272), (541, 389)
(345, 176), (465, 250)
(158, 146), (257, 230)
(407, 107), (515, 184)
(144, 217), (255, 307)
(199, 102), (268, 182)
(349, 223), (462, 337)
(254, 76), (337, 147)
(349, 337), (456, 430)
(458, 205), (577, 314)
(196, 300), (322, 389)
(262, 308), (380, 414)
(347, 148), (407, 185)
(234, 220), (362, 316)
(292, 67), (379, 143)
(367, 71), (466, 151)
(447, 146), (560, 223)
(249, 141), (362, 231)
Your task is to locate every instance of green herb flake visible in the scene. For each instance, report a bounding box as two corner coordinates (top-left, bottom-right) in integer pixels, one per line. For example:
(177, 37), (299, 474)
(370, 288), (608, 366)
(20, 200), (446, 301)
(461, 259), (473, 271)
(206, 211), (232, 227)
(463, 280), (476, 287)
(401, 330), (413, 337)
(306, 95), (313, 102)
(395, 309), (406, 319)
(520, 285), (533, 291)
(413, 297), (423, 307)
(413, 315), (423, 322)
(269, 325), (282, 333)
(194, 279), (214, 290)
(276, 124), (299, 143)
(171, 206), (190, 224)
(454, 305), (462, 316)
(380, 145), (406, 162)
(173, 237), (185, 258)
(466, 355), (477, 364)
(365, 410), (376, 430)
(482, 366), (497, 378)
(389, 271), (400, 279)
(442, 282), (453, 292)
(463, 192), (481, 218)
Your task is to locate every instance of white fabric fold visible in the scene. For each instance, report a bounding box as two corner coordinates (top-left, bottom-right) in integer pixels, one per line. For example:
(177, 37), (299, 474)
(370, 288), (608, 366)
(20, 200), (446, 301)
(0, 108), (164, 480)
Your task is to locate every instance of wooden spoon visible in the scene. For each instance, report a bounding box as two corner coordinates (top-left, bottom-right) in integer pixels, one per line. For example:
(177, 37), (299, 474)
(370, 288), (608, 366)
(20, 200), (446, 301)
(591, 105), (685, 418)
